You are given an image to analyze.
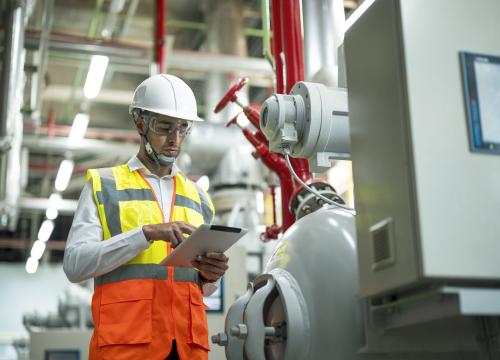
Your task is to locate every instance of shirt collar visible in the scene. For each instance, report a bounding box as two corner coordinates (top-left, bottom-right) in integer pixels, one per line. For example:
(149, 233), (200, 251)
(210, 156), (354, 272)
(127, 155), (180, 179)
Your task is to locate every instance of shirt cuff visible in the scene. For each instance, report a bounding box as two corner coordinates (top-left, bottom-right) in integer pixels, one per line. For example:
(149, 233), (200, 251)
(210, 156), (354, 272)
(126, 227), (151, 253)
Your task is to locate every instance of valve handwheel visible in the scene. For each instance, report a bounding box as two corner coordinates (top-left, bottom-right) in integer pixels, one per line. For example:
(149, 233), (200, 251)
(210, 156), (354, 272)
(214, 77), (249, 113)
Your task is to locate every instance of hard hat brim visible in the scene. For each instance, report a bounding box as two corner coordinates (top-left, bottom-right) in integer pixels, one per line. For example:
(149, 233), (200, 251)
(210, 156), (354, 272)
(129, 105), (205, 122)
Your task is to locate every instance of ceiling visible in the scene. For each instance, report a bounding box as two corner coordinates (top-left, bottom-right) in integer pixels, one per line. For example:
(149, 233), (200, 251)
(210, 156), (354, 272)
(0, 0), (359, 261)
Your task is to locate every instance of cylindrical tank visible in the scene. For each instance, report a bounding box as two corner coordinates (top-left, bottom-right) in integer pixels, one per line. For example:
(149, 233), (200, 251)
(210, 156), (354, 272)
(213, 205), (364, 359)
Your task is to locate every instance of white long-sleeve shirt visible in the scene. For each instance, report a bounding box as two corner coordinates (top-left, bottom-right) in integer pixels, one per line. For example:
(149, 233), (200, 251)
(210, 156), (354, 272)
(63, 156), (217, 295)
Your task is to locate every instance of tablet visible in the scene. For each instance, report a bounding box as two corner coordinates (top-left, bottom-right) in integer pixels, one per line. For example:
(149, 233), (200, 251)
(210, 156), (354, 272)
(160, 224), (248, 268)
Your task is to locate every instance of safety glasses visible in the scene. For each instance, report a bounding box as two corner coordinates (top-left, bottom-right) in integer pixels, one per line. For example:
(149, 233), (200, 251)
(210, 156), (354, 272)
(148, 117), (193, 137)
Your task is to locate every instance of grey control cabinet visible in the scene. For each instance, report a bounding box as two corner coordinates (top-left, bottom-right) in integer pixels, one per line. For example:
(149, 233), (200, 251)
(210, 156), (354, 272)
(344, 0), (500, 298)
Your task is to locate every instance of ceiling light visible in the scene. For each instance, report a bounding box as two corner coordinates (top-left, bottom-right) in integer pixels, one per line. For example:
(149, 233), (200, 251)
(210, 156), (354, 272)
(196, 175), (210, 192)
(30, 240), (46, 260)
(49, 193), (62, 206)
(55, 160), (74, 192)
(68, 113), (89, 142)
(83, 55), (109, 99)
(46, 207), (58, 220)
(38, 219), (54, 242)
(26, 257), (39, 274)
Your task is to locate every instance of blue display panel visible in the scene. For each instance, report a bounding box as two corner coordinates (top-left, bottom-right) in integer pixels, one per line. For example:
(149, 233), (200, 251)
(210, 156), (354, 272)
(45, 350), (80, 360)
(460, 51), (500, 154)
(204, 277), (224, 313)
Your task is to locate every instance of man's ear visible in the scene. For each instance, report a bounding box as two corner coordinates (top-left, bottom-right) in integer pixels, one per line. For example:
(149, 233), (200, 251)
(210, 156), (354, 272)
(135, 115), (145, 135)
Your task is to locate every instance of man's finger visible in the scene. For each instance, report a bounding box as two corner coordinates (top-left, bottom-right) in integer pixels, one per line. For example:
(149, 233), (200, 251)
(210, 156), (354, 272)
(177, 222), (196, 234)
(196, 263), (226, 275)
(172, 229), (185, 248)
(197, 257), (229, 269)
(192, 259), (226, 274)
(205, 252), (228, 262)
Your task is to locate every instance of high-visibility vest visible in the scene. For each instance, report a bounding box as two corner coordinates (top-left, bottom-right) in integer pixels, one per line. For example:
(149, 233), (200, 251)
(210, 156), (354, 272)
(85, 164), (215, 360)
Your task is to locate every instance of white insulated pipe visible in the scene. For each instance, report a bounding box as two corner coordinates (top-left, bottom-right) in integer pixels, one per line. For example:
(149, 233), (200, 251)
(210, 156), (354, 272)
(302, 0), (346, 86)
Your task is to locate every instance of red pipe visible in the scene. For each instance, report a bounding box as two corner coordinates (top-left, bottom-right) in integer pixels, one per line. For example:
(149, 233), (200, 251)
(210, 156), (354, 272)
(239, 127), (296, 231)
(47, 110), (56, 138)
(24, 123), (140, 142)
(155, 0), (166, 73)
(29, 162), (88, 174)
(270, 185), (277, 225)
(277, 0), (312, 185)
(281, 0), (305, 94)
(243, 105), (268, 144)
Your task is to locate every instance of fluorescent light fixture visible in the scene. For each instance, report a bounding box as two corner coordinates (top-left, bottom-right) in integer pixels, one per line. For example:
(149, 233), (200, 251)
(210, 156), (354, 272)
(26, 257), (39, 274)
(46, 207), (58, 220)
(38, 219), (54, 242)
(83, 55), (109, 99)
(49, 193), (62, 206)
(47, 193), (61, 220)
(55, 159), (74, 192)
(196, 175), (210, 192)
(68, 113), (89, 142)
(31, 240), (46, 260)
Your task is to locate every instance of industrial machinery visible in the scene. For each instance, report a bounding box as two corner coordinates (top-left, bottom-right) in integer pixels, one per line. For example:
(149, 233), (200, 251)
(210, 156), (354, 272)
(260, 81), (350, 172)
(23, 284), (93, 359)
(214, 0), (500, 358)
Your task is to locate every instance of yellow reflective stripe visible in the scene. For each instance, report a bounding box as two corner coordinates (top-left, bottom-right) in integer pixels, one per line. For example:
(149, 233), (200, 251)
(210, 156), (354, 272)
(87, 168), (111, 240)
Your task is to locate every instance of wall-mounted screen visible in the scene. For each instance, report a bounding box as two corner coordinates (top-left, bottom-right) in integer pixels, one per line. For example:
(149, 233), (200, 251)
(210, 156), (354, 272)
(45, 350), (80, 360)
(460, 51), (500, 154)
(203, 277), (224, 313)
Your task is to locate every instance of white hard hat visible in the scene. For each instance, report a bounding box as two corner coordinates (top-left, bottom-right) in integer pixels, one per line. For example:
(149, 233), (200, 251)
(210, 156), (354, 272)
(129, 74), (204, 122)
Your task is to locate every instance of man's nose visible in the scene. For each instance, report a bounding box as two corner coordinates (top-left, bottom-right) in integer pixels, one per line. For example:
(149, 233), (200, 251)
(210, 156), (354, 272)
(168, 129), (181, 144)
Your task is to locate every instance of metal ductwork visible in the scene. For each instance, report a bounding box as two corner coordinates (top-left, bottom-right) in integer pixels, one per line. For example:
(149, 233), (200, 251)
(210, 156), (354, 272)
(302, 0), (345, 86)
(204, 0), (247, 123)
(181, 121), (248, 175)
(0, 0), (27, 230)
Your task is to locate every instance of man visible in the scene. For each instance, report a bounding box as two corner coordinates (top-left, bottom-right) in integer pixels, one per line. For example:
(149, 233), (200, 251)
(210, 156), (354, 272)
(63, 74), (229, 360)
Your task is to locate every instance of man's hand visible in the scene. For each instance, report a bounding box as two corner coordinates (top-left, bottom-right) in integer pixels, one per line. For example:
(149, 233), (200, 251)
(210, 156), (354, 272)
(192, 252), (229, 282)
(142, 221), (196, 248)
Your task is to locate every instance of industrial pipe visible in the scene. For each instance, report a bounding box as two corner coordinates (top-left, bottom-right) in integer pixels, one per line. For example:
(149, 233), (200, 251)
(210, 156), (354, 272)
(225, 114), (294, 236)
(155, 0), (166, 73)
(302, 0), (345, 85)
(0, 0), (25, 142)
(0, 0), (26, 231)
(280, 0), (305, 94)
(272, 0), (312, 186)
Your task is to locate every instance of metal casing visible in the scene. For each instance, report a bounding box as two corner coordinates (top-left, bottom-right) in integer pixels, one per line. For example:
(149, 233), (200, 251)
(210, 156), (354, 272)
(260, 82), (350, 171)
(264, 206), (364, 359)
(345, 0), (500, 298)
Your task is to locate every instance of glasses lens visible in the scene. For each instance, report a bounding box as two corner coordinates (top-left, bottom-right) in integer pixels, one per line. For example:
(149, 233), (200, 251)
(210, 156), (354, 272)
(150, 118), (192, 136)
